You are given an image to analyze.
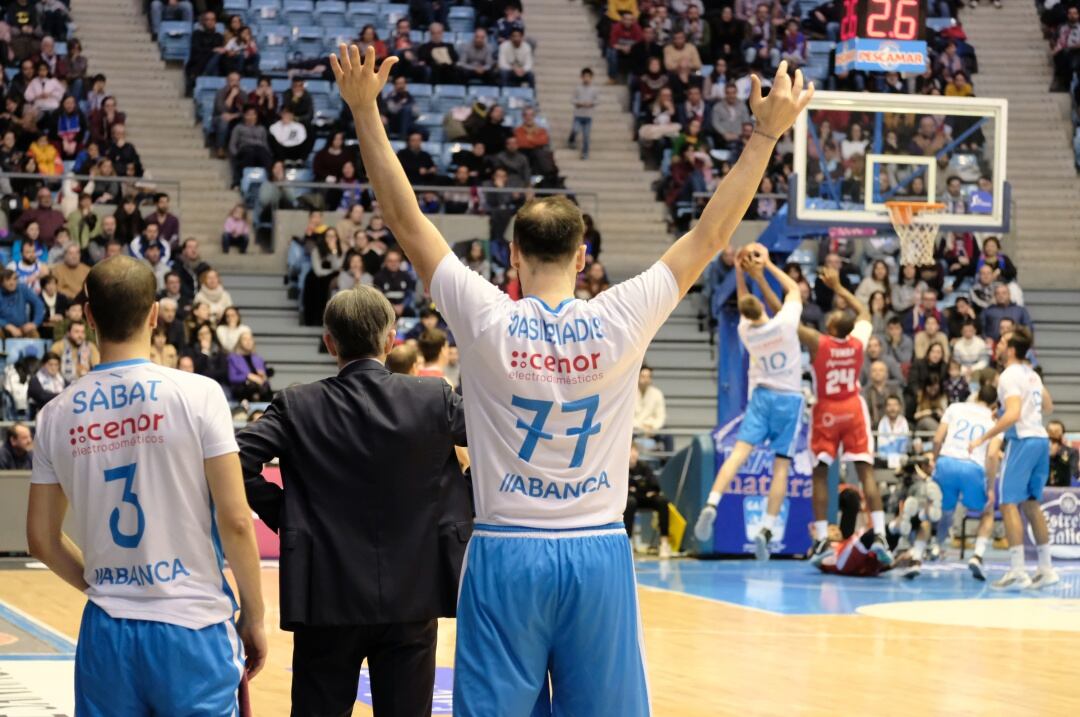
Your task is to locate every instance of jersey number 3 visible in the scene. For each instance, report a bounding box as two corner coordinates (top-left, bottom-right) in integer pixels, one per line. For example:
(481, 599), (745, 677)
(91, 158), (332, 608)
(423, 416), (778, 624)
(105, 463), (145, 548)
(512, 394), (602, 469)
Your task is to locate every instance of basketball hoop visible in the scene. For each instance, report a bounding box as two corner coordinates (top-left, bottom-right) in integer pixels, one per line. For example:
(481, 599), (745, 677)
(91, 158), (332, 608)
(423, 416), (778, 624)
(885, 201), (945, 267)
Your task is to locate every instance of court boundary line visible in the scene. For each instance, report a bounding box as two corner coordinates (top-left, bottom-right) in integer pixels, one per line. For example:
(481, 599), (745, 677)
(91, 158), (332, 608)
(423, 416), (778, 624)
(637, 583), (782, 615)
(0, 599), (76, 655)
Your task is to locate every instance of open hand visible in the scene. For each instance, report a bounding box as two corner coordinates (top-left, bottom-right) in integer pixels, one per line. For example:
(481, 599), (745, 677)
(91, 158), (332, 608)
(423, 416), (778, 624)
(749, 61), (815, 139)
(330, 44), (399, 111)
(818, 265), (840, 289)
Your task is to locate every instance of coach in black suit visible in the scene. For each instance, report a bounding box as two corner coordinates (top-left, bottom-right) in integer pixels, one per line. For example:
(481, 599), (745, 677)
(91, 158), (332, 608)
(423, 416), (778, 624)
(237, 286), (471, 717)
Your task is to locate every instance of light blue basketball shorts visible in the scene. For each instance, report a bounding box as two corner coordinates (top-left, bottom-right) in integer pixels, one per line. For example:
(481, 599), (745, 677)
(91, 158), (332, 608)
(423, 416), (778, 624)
(453, 523), (650, 716)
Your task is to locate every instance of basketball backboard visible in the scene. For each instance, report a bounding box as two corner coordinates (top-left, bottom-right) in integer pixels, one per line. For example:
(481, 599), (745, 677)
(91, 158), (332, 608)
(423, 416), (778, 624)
(791, 91), (1009, 232)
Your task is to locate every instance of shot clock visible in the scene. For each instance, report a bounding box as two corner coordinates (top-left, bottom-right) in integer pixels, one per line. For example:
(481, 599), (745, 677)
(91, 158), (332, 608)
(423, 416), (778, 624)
(835, 0), (928, 74)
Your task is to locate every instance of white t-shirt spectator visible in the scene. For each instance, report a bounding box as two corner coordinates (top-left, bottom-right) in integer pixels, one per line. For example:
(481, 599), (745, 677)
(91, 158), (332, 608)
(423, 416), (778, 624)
(877, 414), (911, 458)
(634, 384), (666, 434)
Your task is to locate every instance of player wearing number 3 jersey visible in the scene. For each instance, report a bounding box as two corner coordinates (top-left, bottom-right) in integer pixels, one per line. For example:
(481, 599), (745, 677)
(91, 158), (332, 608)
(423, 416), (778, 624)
(25, 257), (267, 716)
(754, 263), (892, 567)
(694, 246), (806, 560)
(331, 41), (814, 715)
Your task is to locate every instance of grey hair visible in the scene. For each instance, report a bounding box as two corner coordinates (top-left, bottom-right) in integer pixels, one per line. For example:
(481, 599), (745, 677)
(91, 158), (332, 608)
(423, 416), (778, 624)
(323, 286), (396, 361)
(158, 297), (178, 312)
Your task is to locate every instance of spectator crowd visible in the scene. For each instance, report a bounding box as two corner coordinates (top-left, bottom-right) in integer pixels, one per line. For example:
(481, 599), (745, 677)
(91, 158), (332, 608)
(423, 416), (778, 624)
(0, 181), (274, 419)
(587, 0), (982, 230)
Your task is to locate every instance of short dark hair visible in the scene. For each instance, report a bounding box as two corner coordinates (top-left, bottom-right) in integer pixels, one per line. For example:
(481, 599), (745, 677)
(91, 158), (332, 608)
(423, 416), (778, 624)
(323, 286), (396, 361)
(7, 422), (29, 443)
(581, 67), (593, 77)
(1006, 326), (1033, 360)
(512, 196), (585, 263)
(85, 256), (157, 342)
(977, 383), (998, 406)
(417, 328), (447, 362)
(887, 316), (902, 327)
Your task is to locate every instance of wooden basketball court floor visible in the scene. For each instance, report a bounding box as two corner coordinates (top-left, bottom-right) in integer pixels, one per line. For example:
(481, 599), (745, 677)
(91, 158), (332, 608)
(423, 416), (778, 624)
(0, 557), (1077, 716)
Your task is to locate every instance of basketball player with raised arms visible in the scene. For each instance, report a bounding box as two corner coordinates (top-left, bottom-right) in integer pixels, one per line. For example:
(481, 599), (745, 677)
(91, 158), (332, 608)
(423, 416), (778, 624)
(970, 327), (1059, 590)
(693, 246), (807, 560)
(926, 383), (1002, 581)
(330, 43), (812, 715)
(751, 261), (891, 566)
(25, 256), (267, 715)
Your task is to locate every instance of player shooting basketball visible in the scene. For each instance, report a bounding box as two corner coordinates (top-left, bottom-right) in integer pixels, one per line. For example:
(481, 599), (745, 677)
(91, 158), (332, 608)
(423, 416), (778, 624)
(694, 245), (807, 560)
(746, 255), (893, 567)
(331, 43), (812, 713)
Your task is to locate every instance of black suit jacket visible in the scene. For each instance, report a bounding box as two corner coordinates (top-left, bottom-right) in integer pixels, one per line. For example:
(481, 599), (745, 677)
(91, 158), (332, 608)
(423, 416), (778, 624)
(237, 358), (471, 630)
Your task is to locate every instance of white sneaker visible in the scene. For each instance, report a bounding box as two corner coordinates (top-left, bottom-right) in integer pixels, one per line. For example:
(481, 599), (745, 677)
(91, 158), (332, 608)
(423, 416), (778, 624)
(992, 569), (1033, 591)
(658, 540), (672, 560)
(968, 555), (986, 581)
(753, 528), (773, 561)
(1029, 568), (1061, 590)
(902, 560), (922, 580)
(694, 505), (717, 543)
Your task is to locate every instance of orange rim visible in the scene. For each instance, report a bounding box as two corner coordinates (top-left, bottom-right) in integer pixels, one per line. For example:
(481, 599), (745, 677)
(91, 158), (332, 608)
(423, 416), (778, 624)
(885, 201), (946, 226)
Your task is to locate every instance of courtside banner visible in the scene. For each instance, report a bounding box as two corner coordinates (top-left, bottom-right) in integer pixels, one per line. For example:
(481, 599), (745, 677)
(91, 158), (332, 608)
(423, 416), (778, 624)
(1025, 487), (1080, 560)
(711, 417), (814, 556)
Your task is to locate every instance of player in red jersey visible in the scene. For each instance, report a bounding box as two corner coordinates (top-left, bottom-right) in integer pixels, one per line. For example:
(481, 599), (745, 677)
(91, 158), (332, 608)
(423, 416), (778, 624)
(816, 488), (892, 577)
(749, 262), (891, 566)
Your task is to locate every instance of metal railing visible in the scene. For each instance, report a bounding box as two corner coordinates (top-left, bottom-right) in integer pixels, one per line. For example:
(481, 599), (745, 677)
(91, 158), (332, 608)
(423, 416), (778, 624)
(259, 180), (599, 250)
(0, 172), (182, 211)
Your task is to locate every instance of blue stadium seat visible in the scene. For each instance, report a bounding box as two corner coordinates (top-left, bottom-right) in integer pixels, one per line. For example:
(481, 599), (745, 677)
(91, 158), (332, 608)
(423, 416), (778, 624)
(926, 17), (956, 31)
(409, 30), (424, 43)
(259, 47), (289, 72)
(4, 339), (51, 365)
(283, 0), (314, 26)
(284, 167), (313, 183)
(421, 141), (443, 162)
(224, 0), (250, 15)
(447, 6), (475, 34)
(291, 26), (325, 58)
(347, 2), (379, 28)
(469, 85), (501, 105)
(501, 86), (535, 102)
(434, 84), (466, 100)
(409, 83), (435, 97)
(159, 21), (192, 61)
(381, 3), (409, 26)
(807, 40), (835, 56)
(54, 41), (67, 55)
(271, 77), (292, 93)
(258, 23), (292, 47)
(241, 167), (267, 206)
(248, 0), (282, 23)
(3, 68), (16, 82)
(315, 0), (347, 27)
(389, 139), (406, 153)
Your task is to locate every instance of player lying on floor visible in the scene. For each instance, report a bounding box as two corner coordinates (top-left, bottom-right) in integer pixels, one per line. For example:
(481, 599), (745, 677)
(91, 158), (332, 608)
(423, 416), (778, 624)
(816, 487), (895, 577)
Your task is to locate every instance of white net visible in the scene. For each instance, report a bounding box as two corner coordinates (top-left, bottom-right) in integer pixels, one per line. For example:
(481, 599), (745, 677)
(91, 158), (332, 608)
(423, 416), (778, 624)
(887, 203), (943, 267)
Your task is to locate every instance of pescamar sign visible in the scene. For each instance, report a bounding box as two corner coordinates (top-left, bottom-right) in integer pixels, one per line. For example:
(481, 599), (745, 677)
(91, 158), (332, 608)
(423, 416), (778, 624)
(835, 39), (928, 74)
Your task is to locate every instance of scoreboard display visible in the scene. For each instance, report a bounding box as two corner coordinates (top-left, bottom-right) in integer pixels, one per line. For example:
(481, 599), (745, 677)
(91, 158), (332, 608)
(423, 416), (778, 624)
(836, 0), (928, 74)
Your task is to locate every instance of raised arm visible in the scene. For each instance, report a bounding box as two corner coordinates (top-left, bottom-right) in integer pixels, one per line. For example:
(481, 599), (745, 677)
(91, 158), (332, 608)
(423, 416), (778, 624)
(331, 45), (451, 286)
(820, 265), (869, 322)
(660, 62), (813, 297)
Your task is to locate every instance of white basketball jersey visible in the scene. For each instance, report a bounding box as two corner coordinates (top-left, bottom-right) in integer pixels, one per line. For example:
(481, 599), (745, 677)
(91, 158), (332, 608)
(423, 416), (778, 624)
(31, 359), (240, 629)
(997, 363), (1048, 439)
(939, 401), (994, 464)
(430, 254), (680, 529)
(737, 297), (803, 394)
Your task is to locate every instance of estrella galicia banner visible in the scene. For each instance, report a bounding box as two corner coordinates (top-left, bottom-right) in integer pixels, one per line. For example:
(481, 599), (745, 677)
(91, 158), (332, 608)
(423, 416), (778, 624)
(1025, 487), (1080, 560)
(711, 415), (815, 556)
